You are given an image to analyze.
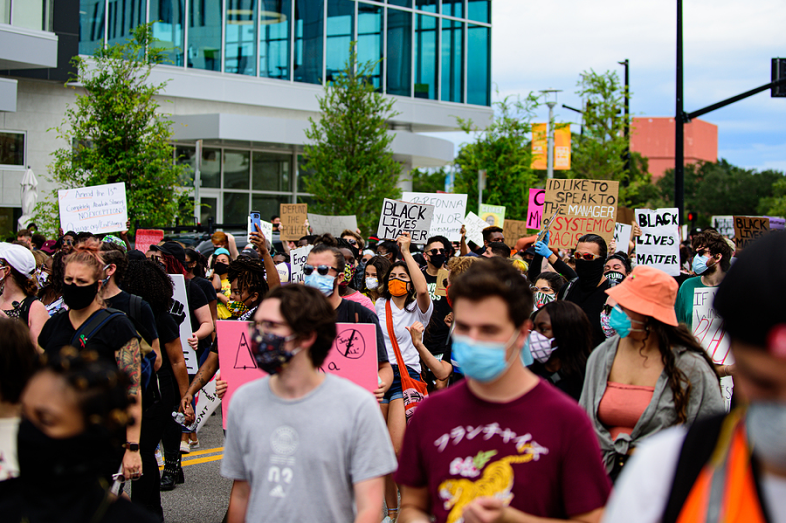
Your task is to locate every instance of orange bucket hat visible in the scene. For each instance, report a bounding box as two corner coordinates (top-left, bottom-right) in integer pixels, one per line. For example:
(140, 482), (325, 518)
(605, 265), (679, 326)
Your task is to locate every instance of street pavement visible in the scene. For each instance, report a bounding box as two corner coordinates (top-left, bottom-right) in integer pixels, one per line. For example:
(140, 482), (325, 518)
(160, 407), (232, 523)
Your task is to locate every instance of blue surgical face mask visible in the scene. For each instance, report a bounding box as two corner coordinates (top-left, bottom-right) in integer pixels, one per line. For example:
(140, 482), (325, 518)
(692, 253), (709, 275)
(304, 272), (335, 296)
(608, 305), (646, 338)
(451, 330), (522, 382)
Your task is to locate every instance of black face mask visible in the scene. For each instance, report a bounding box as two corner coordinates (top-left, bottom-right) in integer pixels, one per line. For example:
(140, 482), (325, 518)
(605, 270), (626, 287)
(249, 326), (299, 375)
(62, 281), (99, 310)
(214, 262), (229, 275)
(429, 254), (447, 268)
(575, 257), (606, 288)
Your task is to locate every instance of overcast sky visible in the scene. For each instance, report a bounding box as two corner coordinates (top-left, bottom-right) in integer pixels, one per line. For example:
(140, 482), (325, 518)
(428, 0), (785, 173)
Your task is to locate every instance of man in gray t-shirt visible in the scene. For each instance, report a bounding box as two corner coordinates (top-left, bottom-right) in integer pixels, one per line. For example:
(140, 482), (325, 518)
(221, 284), (397, 523)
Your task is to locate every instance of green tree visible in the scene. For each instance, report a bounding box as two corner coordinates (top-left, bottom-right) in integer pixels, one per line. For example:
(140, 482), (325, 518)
(34, 24), (190, 235)
(454, 94), (541, 221)
(302, 43), (402, 236)
(759, 177), (786, 217)
(410, 166), (450, 193)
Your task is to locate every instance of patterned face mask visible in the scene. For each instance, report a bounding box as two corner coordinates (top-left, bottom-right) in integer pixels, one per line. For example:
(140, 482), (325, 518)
(227, 300), (249, 317)
(533, 291), (555, 311)
(339, 264), (356, 288)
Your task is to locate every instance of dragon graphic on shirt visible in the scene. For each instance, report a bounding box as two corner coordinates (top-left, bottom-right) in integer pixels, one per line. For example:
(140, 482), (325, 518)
(438, 449), (537, 523)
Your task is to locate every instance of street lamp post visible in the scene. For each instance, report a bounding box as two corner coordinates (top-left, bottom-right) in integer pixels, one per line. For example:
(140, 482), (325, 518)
(618, 59), (630, 175)
(540, 89), (561, 179)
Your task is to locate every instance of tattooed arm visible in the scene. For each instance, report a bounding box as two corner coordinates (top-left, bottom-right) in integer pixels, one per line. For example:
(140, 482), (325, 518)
(116, 337), (143, 478)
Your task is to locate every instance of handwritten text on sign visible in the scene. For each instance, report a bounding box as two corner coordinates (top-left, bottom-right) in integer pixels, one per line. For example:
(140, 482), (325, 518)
(289, 244), (314, 285)
(217, 321), (378, 428)
(635, 208), (680, 276)
(377, 199), (435, 243)
(543, 179), (619, 249)
(733, 216), (769, 250)
(402, 192), (467, 242)
(280, 204), (308, 241)
(692, 287), (733, 365)
(58, 182), (128, 234)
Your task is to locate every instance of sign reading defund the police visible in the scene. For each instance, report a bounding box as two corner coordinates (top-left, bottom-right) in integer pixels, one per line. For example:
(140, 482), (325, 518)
(635, 208), (680, 276)
(58, 182), (128, 234)
(543, 179), (618, 249)
(377, 199), (435, 243)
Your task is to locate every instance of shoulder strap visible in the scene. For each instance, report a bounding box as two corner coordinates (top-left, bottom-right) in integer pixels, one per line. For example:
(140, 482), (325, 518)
(18, 296), (36, 324)
(559, 278), (578, 300)
(128, 294), (143, 322)
(70, 308), (125, 350)
(384, 300), (406, 367)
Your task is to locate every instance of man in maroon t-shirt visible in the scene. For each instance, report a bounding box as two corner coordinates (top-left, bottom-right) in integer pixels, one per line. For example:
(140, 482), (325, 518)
(395, 258), (611, 523)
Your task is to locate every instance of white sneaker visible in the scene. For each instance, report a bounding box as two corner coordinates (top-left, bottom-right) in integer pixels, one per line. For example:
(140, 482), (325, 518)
(189, 438), (200, 449)
(180, 441), (191, 454)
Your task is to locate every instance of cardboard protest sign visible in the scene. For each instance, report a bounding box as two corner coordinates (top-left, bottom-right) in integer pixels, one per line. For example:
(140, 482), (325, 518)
(58, 182), (128, 234)
(617, 206), (636, 227)
(134, 229), (164, 254)
(435, 268), (450, 297)
(711, 216), (735, 238)
(635, 208), (681, 276)
(193, 370), (221, 433)
(217, 321), (378, 428)
(463, 212), (489, 247)
(503, 219), (529, 246)
(479, 203), (506, 227)
(614, 223), (632, 252)
(289, 244), (314, 284)
(692, 287), (733, 365)
(279, 203), (308, 241)
(543, 179), (619, 249)
(527, 189), (545, 229)
(307, 213), (358, 237)
(170, 274), (198, 372)
(766, 216), (785, 230)
(733, 216), (770, 250)
(377, 199), (434, 243)
(402, 192), (467, 242)
(247, 216), (273, 245)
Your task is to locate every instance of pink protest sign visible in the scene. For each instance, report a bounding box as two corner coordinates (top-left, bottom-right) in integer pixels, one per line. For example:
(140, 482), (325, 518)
(527, 189), (545, 229)
(134, 229), (164, 254)
(216, 321), (378, 428)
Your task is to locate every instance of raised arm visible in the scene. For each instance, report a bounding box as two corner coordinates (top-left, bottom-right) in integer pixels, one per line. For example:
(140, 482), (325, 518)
(398, 233), (430, 313)
(250, 224), (280, 289)
(407, 322), (452, 380)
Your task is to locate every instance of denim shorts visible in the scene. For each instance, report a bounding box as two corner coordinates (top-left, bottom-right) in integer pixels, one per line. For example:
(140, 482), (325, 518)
(381, 364), (423, 404)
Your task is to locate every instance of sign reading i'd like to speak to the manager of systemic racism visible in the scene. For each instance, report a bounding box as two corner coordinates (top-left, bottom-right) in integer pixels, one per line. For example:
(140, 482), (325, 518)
(377, 198), (435, 243)
(58, 182), (128, 234)
(543, 179), (619, 249)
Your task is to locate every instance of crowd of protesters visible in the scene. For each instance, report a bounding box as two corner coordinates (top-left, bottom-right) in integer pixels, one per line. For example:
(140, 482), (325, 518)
(0, 215), (784, 523)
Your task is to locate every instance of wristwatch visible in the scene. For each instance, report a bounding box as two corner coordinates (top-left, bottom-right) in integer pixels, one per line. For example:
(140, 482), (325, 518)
(125, 442), (140, 452)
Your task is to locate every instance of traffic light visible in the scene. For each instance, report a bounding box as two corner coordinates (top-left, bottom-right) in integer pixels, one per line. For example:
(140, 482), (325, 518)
(687, 211), (697, 225)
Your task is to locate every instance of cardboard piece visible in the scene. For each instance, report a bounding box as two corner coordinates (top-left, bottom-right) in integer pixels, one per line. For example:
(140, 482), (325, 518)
(247, 217), (274, 246)
(527, 188), (545, 229)
(280, 203), (308, 241)
(711, 215), (735, 238)
(402, 192), (468, 242)
(435, 268), (450, 297)
(634, 208), (681, 277)
(58, 182), (128, 234)
(463, 212), (489, 247)
(543, 179), (619, 249)
(376, 198), (435, 243)
(692, 287), (733, 365)
(307, 213), (358, 237)
(170, 274), (199, 372)
(733, 216), (770, 250)
(217, 321), (378, 428)
(134, 229), (164, 254)
(289, 244), (314, 284)
(617, 207), (636, 227)
(614, 223), (632, 253)
(479, 203), (506, 228)
(503, 219), (529, 247)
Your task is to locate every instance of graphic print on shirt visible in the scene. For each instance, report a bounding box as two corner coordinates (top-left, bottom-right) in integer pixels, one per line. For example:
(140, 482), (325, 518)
(427, 282), (443, 303)
(434, 424), (549, 523)
(267, 425), (298, 499)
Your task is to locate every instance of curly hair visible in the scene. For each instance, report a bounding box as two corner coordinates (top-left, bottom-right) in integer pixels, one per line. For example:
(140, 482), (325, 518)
(691, 230), (733, 272)
(446, 256), (478, 280)
(227, 257), (269, 301)
(121, 259), (174, 316)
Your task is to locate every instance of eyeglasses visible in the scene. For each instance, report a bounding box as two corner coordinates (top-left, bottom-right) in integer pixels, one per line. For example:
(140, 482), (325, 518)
(696, 248), (710, 257)
(530, 285), (553, 293)
(303, 264), (336, 276)
(574, 252), (602, 261)
(150, 255), (161, 263)
(254, 319), (288, 331)
(428, 248), (446, 256)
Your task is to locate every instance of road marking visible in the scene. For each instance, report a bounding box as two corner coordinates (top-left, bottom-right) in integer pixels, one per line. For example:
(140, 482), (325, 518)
(158, 447), (224, 471)
(183, 447), (224, 458)
(182, 454), (223, 467)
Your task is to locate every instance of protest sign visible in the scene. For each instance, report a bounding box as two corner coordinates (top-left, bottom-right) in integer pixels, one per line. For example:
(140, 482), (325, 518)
(377, 199), (434, 243)
(614, 223), (632, 252)
(435, 268), (450, 297)
(692, 287), (733, 365)
(766, 216), (785, 230)
(733, 216), (770, 250)
(247, 216), (273, 245)
(280, 203), (308, 241)
(527, 189), (545, 229)
(711, 216), (735, 238)
(635, 208), (680, 276)
(307, 213), (358, 237)
(193, 370), (221, 433)
(58, 182), (128, 234)
(463, 212), (489, 247)
(170, 274), (198, 372)
(402, 192), (467, 242)
(479, 203), (506, 227)
(289, 244), (313, 284)
(134, 229), (164, 254)
(617, 206), (636, 227)
(503, 219), (529, 246)
(543, 179), (618, 249)
(217, 321), (378, 428)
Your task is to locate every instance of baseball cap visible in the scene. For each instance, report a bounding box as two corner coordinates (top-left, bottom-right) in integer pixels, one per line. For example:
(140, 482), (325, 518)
(151, 241), (187, 267)
(0, 242), (37, 277)
(40, 240), (57, 255)
(605, 265), (679, 326)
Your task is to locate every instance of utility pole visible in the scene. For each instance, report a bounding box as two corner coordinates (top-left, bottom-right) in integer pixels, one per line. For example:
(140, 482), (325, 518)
(619, 59), (630, 175)
(478, 169), (486, 207)
(675, 0), (685, 225)
(194, 139), (202, 223)
(540, 89), (561, 179)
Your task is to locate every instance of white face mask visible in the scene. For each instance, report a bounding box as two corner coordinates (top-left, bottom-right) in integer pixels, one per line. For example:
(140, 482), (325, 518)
(746, 402), (786, 470)
(365, 277), (379, 290)
(528, 330), (557, 364)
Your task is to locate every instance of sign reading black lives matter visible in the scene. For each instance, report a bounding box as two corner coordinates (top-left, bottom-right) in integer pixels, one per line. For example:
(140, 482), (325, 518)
(635, 208), (680, 276)
(377, 198), (434, 243)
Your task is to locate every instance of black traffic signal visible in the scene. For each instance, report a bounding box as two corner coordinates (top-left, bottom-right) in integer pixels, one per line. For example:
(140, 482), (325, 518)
(687, 211), (697, 224)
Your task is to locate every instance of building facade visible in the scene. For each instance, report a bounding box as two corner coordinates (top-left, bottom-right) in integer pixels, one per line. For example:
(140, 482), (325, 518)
(0, 0), (493, 235)
(630, 117), (718, 180)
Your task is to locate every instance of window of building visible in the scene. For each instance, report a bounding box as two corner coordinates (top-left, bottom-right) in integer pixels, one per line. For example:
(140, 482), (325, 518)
(326, 0), (354, 83)
(467, 0), (489, 23)
(79, 0), (106, 56)
(223, 150), (251, 189)
(151, 0), (186, 66)
(294, 0), (324, 85)
(441, 0), (462, 18)
(107, 0), (146, 48)
(223, 191), (250, 225)
(200, 148), (222, 188)
(4, 0), (52, 31)
(415, 0), (437, 13)
(188, 0), (222, 71)
(387, 0), (412, 8)
(414, 13), (437, 100)
(467, 23), (489, 106)
(226, 0), (257, 75)
(252, 152), (291, 192)
(357, 3), (383, 90)
(252, 194), (292, 222)
(0, 132), (25, 168)
(386, 7), (411, 96)
(441, 17), (463, 103)
(259, 0), (291, 79)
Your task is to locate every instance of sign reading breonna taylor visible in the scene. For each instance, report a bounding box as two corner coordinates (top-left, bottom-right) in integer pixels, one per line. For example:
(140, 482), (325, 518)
(402, 192), (467, 242)
(635, 208), (680, 276)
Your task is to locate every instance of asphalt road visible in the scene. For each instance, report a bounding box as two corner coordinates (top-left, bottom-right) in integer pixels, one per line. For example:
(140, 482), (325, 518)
(161, 406), (232, 523)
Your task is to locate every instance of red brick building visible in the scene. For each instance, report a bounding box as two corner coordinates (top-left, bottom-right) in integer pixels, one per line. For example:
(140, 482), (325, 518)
(630, 117), (718, 179)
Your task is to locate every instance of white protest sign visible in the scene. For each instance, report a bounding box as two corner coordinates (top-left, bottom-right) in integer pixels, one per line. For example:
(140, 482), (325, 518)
(711, 215), (735, 238)
(402, 192), (467, 242)
(194, 370), (221, 433)
(463, 212), (489, 247)
(614, 223), (632, 252)
(247, 217), (273, 245)
(377, 199), (435, 243)
(692, 286), (733, 365)
(170, 274), (199, 373)
(307, 213), (358, 237)
(635, 208), (680, 276)
(290, 244), (314, 284)
(58, 182), (128, 234)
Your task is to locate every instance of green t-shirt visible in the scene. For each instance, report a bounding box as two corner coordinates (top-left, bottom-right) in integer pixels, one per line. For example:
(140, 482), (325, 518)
(675, 276), (710, 326)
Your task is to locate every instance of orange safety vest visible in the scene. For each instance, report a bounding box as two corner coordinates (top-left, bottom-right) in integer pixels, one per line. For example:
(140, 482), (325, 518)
(677, 411), (767, 523)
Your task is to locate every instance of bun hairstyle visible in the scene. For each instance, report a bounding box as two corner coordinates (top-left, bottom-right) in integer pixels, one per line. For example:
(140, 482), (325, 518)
(64, 243), (106, 282)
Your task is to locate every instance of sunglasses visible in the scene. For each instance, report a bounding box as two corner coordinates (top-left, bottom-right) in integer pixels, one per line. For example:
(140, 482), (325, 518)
(574, 252), (602, 261)
(427, 248), (446, 256)
(303, 264), (336, 276)
(346, 239), (358, 246)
